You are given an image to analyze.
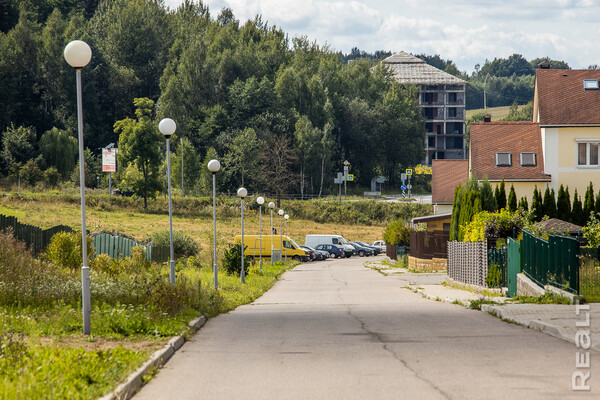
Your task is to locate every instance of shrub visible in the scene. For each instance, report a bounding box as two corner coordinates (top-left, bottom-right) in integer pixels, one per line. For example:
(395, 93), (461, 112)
(383, 219), (410, 246)
(486, 263), (501, 288)
(45, 231), (93, 270)
(222, 244), (251, 276)
(150, 230), (200, 258)
(582, 212), (600, 248)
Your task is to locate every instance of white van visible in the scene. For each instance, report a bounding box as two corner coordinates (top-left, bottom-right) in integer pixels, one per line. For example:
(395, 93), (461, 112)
(305, 234), (354, 257)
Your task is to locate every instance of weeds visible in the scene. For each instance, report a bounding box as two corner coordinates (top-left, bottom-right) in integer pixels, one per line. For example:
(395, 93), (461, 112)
(469, 298), (500, 310)
(508, 292), (571, 305)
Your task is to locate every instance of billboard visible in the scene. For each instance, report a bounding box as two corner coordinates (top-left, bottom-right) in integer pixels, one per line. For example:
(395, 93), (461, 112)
(102, 148), (117, 172)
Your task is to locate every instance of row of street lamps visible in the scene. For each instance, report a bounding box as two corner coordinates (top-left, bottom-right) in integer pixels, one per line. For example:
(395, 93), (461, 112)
(65, 39), (292, 335)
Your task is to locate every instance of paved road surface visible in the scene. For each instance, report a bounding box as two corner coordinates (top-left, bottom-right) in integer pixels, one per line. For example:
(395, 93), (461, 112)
(135, 257), (598, 399)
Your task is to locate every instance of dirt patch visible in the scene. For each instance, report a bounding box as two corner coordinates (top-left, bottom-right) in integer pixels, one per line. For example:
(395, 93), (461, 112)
(33, 336), (168, 353)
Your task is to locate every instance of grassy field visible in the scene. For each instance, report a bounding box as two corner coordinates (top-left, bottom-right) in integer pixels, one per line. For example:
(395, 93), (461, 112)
(466, 105), (527, 121)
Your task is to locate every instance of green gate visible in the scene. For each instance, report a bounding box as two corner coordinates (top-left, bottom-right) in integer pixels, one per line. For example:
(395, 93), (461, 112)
(507, 238), (521, 297)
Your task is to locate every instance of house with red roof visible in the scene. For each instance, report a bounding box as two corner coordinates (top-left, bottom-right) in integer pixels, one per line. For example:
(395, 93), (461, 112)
(533, 67), (600, 196)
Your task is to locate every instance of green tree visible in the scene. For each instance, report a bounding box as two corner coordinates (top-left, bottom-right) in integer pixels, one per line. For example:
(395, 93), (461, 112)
(495, 180), (507, 210)
(39, 127), (77, 177)
(518, 196), (528, 211)
(583, 182), (595, 223)
(170, 137), (199, 196)
(480, 178), (497, 212)
(507, 184), (517, 212)
(542, 186), (557, 218)
(0, 124), (37, 174)
(114, 98), (162, 208)
(196, 147), (219, 195)
(572, 189), (586, 227)
(449, 185), (462, 241)
(530, 186), (544, 222)
(259, 134), (297, 207)
(557, 184), (571, 222)
(222, 127), (260, 188)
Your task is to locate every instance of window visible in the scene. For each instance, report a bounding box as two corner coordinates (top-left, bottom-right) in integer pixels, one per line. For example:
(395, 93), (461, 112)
(448, 108), (457, 118)
(583, 79), (599, 90)
(520, 152), (536, 167)
(448, 92), (457, 103)
(495, 152), (512, 167)
(577, 142), (599, 167)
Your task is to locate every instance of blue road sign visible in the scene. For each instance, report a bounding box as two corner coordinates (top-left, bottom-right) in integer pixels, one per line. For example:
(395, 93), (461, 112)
(401, 184), (407, 190)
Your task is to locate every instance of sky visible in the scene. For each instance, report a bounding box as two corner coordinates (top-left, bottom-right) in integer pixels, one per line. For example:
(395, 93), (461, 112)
(164, 0), (600, 73)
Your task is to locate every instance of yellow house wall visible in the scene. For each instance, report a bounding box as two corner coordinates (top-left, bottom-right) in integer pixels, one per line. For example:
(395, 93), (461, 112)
(427, 218), (451, 232)
(542, 126), (600, 195)
(489, 181), (545, 204)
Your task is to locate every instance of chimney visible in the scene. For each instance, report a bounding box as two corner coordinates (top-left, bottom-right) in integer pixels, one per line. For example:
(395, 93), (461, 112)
(483, 114), (492, 122)
(539, 61), (551, 69)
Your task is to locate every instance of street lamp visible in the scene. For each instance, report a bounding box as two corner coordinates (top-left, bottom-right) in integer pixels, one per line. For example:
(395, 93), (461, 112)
(208, 159), (221, 289)
(344, 160), (349, 200)
(284, 214), (289, 261)
(238, 187), (248, 283)
(256, 196), (265, 271)
(278, 209), (284, 262)
(268, 202), (275, 264)
(64, 39), (92, 335)
(159, 118), (177, 285)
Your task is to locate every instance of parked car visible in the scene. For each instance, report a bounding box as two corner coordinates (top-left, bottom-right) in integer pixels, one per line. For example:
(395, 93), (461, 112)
(112, 188), (135, 197)
(371, 240), (387, 253)
(305, 234), (354, 257)
(314, 244), (344, 258)
(300, 245), (316, 261)
(302, 245), (328, 261)
(348, 242), (374, 257)
(353, 241), (381, 256)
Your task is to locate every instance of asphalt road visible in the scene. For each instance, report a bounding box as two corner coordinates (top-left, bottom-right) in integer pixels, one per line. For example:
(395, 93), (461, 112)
(135, 257), (599, 400)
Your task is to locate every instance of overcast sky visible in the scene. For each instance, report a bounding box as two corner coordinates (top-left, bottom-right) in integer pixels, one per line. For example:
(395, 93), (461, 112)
(164, 0), (600, 73)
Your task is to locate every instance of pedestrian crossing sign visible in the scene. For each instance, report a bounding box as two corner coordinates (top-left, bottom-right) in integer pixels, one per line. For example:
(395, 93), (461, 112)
(347, 174), (354, 181)
(406, 169), (413, 175)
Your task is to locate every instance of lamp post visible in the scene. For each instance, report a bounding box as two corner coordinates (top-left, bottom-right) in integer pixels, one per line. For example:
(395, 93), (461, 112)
(159, 118), (177, 285)
(284, 214), (289, 261)
(181, 138), (184, 199)
(208, 159), (221, 289)
(344, 160), (349, 200)
(238, 188), (248, 283)
(268, 202), (275, 264)
(278, 209), (284, 262)
(256, 196), (265, 271)
(64, 39), (92, 335)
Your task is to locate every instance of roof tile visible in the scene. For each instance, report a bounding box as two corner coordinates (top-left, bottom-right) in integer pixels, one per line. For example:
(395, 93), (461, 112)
(432, 159), (469, 203)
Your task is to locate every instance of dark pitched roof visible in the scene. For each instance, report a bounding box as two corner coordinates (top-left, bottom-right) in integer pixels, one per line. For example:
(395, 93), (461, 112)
(534, 69), (600, 126)
(381, 51), (467, 86)
(534, 218), (582, 234)
(432, 159), (469, 204)
(469, 121), (550, 181)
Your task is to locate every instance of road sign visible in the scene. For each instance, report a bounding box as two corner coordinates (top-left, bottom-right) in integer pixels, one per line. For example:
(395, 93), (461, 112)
(347, 174), (354, 182)
(407, 184), (412, 189)
(401, 173), (407, 181)
(401, 184), (406, 191)
(102, 148), (117, 172)
(406, 169), (413, 176)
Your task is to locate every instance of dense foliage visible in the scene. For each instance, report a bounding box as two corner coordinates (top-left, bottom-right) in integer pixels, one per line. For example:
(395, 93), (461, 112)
(0, 0), (426, 198)
(383, 218), (410, 246)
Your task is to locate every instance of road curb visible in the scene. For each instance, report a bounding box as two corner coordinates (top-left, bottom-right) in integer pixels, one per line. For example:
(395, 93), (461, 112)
(98, 315), (207, 400)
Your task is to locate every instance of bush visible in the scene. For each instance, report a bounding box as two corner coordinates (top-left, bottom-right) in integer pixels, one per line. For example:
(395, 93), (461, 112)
(222, 244), (251, 276)
(383, 219), (410, 246)
(45, 231), (93, 270)
(150, 230), (200, 258)
(486, 263), (501, 288)
(582, 212), (600, 248)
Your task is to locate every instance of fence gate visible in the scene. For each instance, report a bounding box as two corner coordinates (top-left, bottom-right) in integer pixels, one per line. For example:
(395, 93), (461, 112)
(507, 238), (521, 297)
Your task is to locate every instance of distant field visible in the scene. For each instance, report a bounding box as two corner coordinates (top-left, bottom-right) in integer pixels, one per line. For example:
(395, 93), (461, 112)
(466, 105), (527, 121)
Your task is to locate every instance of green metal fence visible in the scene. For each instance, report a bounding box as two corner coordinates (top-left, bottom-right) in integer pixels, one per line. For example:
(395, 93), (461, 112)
(487, 246), (507, 288)
(0, 214), (73, 253)
(522, 230), (579, 293)
(91, 231), (170, 263)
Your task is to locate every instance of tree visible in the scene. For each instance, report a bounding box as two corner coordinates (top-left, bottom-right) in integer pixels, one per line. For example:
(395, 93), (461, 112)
(572, 189), (586, 227)
(507, 184), (517, 212)
(196, 147), (219, 195)
(170, 137), (200, 196)
(518, 196), (528, 211)
(542, 186), (557, 219)
(39, 127), (77, 177)
(222, 127), (260, 188)
(114, 98), (162, 208)
(495, 180), (507, 210)
(0, 124), (37, 175)
(449, 185), (462, 241)
(479, 178), (497, 212)
(557, 184), (571, 222)
(530, 186), (544, 222)
(259, 134), (297, 207)
(583, 182), (595, 223)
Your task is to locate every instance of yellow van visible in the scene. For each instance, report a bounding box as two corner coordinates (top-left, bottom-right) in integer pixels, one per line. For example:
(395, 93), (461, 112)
(233, 234), (309, 262)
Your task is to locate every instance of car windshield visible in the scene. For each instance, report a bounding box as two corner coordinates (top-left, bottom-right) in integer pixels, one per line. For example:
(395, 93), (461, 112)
(338, 237), (348, 244)
(356, 241), (369, 246)
(289, 238), (301, 249)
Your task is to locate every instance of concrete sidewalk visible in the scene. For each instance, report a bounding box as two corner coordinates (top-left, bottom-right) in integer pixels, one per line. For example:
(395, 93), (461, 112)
(370, 259), (600, 351)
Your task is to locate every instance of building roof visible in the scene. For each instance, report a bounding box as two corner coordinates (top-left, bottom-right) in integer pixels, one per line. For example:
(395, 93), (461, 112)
(411, 213), (452, 224)
(534, 69), (600, 126)
(381, 51), (467, 86)
(534, 218), (582, 235)
(432, 159), (469, 204)
(469, 121), (551, 181)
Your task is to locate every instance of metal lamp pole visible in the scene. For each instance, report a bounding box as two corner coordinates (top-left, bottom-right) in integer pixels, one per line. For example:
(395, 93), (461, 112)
(208, 159), (221, 289)
(159, 118), (177, 285)
(256, 196), (265, 271)
(284, 214), (289, 261)
(64, 40), (92, 335)
(181, 138), (184, 199)
(268, 202), (275, 264)
(278, 209), (284, 262)
(238, 188), (248, 283)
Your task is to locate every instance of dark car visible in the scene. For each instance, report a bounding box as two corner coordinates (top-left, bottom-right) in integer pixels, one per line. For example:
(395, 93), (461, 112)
(300, 245), (316, 261)
(112, 188), (135, 197)
(302, 245), (328, 261)
(314, 244), (344, 258)
(353, 241), (381, 256)
(348, 242), (374, 257)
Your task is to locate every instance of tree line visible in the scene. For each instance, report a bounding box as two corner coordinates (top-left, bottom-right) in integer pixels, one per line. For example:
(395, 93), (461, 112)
(0, 0), (425, 201)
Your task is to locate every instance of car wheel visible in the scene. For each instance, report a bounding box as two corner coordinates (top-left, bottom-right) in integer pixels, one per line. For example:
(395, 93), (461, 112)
(359, 250), (365, 257)
(329, 252), (336, 258)
(293, 255), (300, 261)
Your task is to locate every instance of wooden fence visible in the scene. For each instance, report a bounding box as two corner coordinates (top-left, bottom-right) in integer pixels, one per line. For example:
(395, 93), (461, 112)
(0, 214), (73, 253)
(447, 240), (488, 287)
(409, 230), (449, 260)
